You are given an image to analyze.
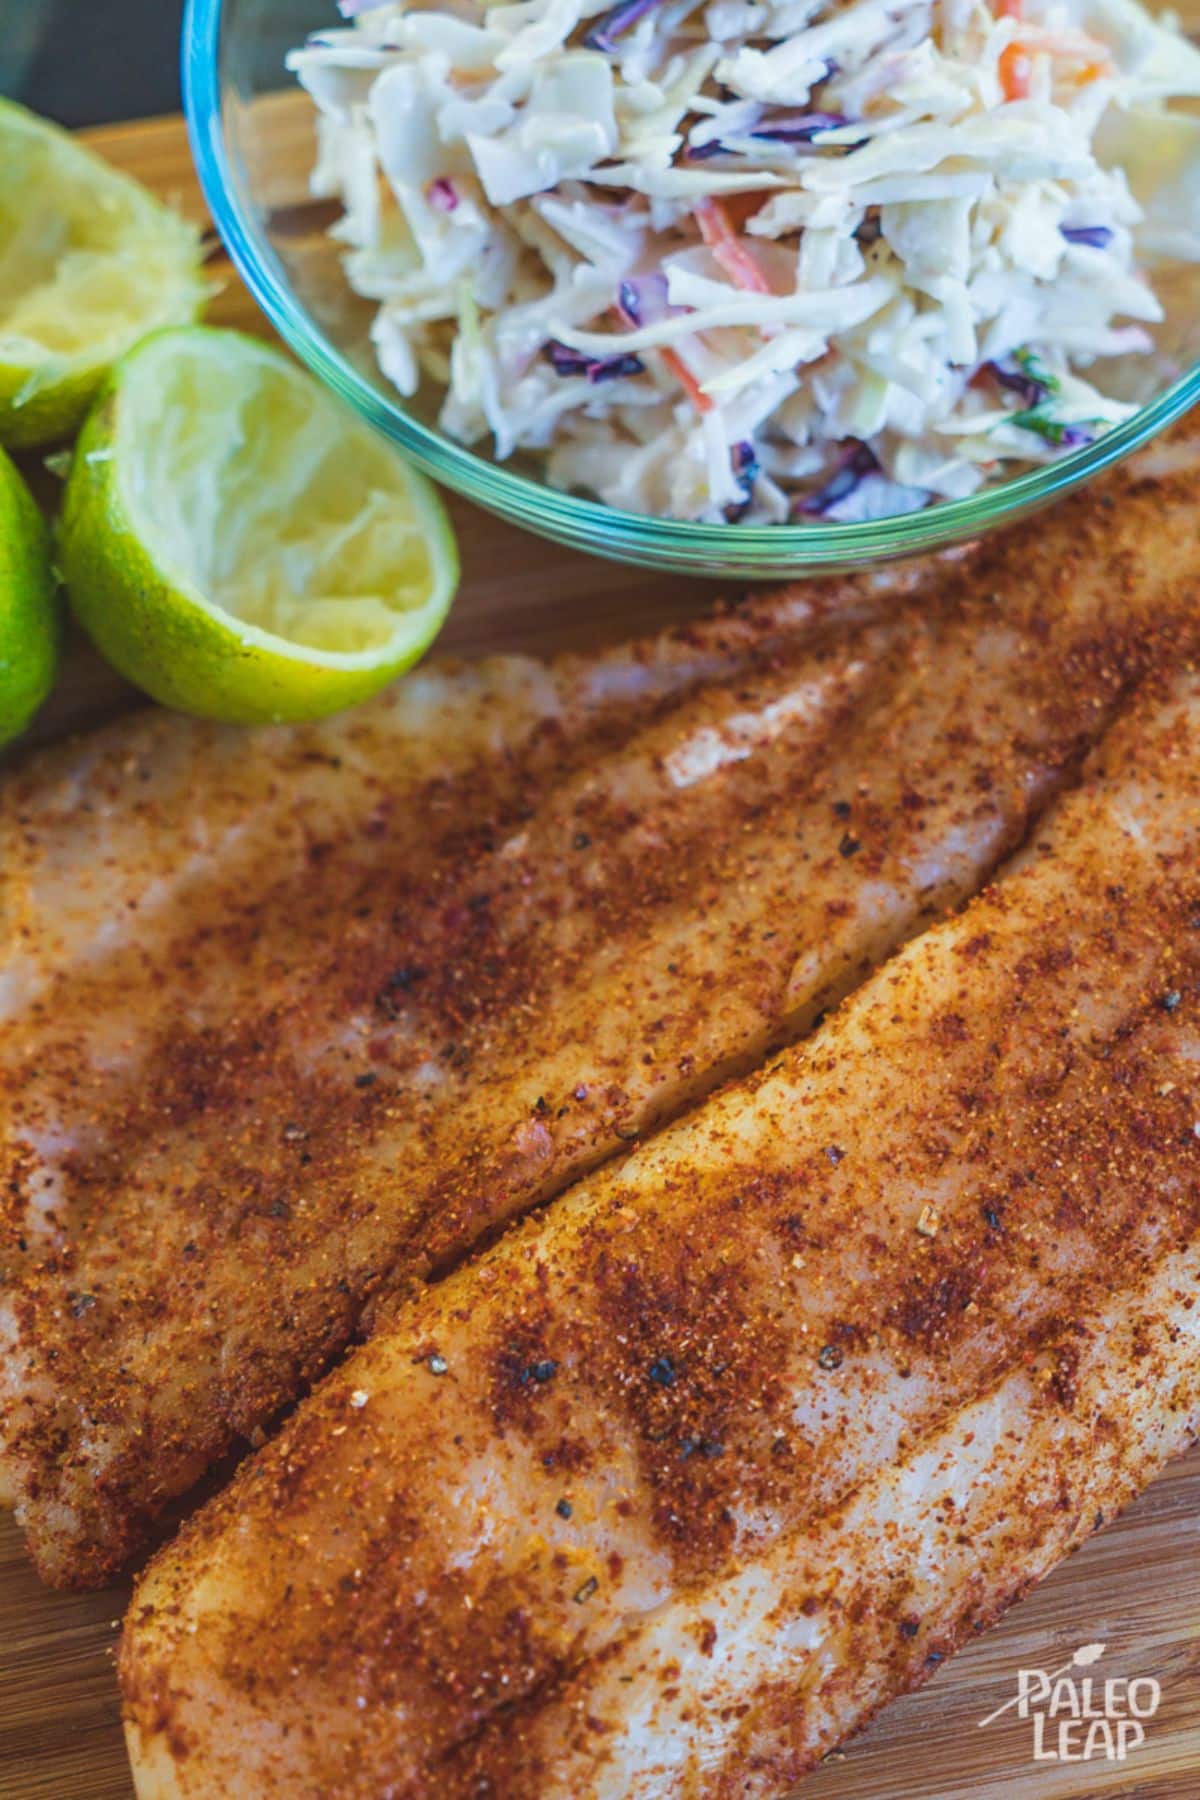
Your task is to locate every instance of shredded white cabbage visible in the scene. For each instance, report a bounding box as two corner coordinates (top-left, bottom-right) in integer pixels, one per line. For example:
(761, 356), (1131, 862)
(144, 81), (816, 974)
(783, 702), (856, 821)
(289, 0), (1200, 523)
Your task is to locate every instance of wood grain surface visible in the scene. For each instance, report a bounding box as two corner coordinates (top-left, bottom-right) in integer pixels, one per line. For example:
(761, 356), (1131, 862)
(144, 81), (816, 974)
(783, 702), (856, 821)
(0, 108), (1197, 1800)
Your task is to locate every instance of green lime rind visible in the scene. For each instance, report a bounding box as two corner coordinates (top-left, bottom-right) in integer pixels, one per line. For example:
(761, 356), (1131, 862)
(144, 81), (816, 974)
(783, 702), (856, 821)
(0, 446), (60, 746)
(0, 99), (207, 450)
(59, 327), (459, 727)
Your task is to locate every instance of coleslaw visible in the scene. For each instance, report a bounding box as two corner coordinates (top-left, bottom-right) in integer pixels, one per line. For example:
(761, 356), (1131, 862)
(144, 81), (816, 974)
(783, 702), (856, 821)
(289, 0), (1200, 523)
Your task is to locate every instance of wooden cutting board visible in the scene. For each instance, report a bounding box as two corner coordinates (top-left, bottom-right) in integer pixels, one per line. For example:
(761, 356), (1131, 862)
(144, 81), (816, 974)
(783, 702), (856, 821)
(1, 110), (1197, 1800)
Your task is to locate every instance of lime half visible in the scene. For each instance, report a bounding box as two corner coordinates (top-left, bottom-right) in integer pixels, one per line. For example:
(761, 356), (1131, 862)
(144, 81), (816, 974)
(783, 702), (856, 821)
(0, 99), (207, 449)
(0, 446), (59, 746)
(59, 328), (459, 725)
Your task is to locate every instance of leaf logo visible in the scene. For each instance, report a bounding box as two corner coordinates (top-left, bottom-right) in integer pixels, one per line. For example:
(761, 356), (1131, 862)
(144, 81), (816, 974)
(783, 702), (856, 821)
(1072, 1642), (1106, 1667)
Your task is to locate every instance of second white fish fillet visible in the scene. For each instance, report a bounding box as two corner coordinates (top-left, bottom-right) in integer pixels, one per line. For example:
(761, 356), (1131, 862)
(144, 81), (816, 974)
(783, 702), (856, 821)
(121, 660), (1200, 1798)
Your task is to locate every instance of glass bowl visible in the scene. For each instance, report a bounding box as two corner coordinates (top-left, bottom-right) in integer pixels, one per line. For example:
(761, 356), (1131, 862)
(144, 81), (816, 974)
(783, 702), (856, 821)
(184, 0), (1200, 579)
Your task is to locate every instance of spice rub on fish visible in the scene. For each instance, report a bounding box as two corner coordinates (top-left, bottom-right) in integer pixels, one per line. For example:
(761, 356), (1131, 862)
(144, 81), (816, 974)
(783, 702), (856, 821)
(6, 441), (1200, 1586)
(120, 663), (1200, 1800)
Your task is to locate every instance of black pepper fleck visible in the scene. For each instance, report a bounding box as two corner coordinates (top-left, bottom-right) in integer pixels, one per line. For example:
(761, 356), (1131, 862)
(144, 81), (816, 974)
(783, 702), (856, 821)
(647, 1356), (678, 1387)
(574, 1577), (598, 1603)
(377, 966), (426, 1016)
(387, 965), (424, 991)
(818, 1344), (843, 1371)
(1162, 990), (1183, 1013)
(556, 1498), (573, 1519)
(838, 833), (861, 858)
(680, 1435), (724, 1459)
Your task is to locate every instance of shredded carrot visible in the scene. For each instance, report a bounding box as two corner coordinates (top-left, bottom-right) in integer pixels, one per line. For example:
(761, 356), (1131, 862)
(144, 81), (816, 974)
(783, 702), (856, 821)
(999, 40), (1032, 99)
(694, 196), (774, 295)
(999, 18), (1114, 98)
(607, 297), (713, 416)
(661, 345), (714, 413)
(1070, 56), (1114, 82)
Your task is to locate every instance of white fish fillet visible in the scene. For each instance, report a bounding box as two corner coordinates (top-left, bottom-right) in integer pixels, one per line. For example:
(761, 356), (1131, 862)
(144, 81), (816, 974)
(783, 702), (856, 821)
(120, 662), (1200, 1798)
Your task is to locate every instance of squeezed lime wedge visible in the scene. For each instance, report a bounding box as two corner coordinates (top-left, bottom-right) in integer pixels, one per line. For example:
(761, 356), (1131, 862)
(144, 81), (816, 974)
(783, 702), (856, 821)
(0, 446), (59, 745)
(60, 327), (459, 725)
(0, 99), (207, 449)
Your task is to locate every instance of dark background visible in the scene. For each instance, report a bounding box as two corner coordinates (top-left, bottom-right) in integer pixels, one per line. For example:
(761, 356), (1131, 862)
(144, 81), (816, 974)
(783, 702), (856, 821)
(4, 0), (186, 125)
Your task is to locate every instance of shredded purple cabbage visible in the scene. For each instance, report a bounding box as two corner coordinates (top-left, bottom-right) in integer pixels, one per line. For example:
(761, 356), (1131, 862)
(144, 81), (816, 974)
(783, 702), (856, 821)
(684, 140), (727, 162)
(544, 341), (646, 383)
(688, 109), (849, 157)
(984, 359), (1051, 407)
(724, 442), (760, 522)
(732, 441), (759, 490)
(751, 111), (849, 143)
(616, 273), (670, 328)
(797, 442), (878, 517)
(1060, 225), (1114, 249)
(584, 0), (667, 52)
(427, 177), (459, 213)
